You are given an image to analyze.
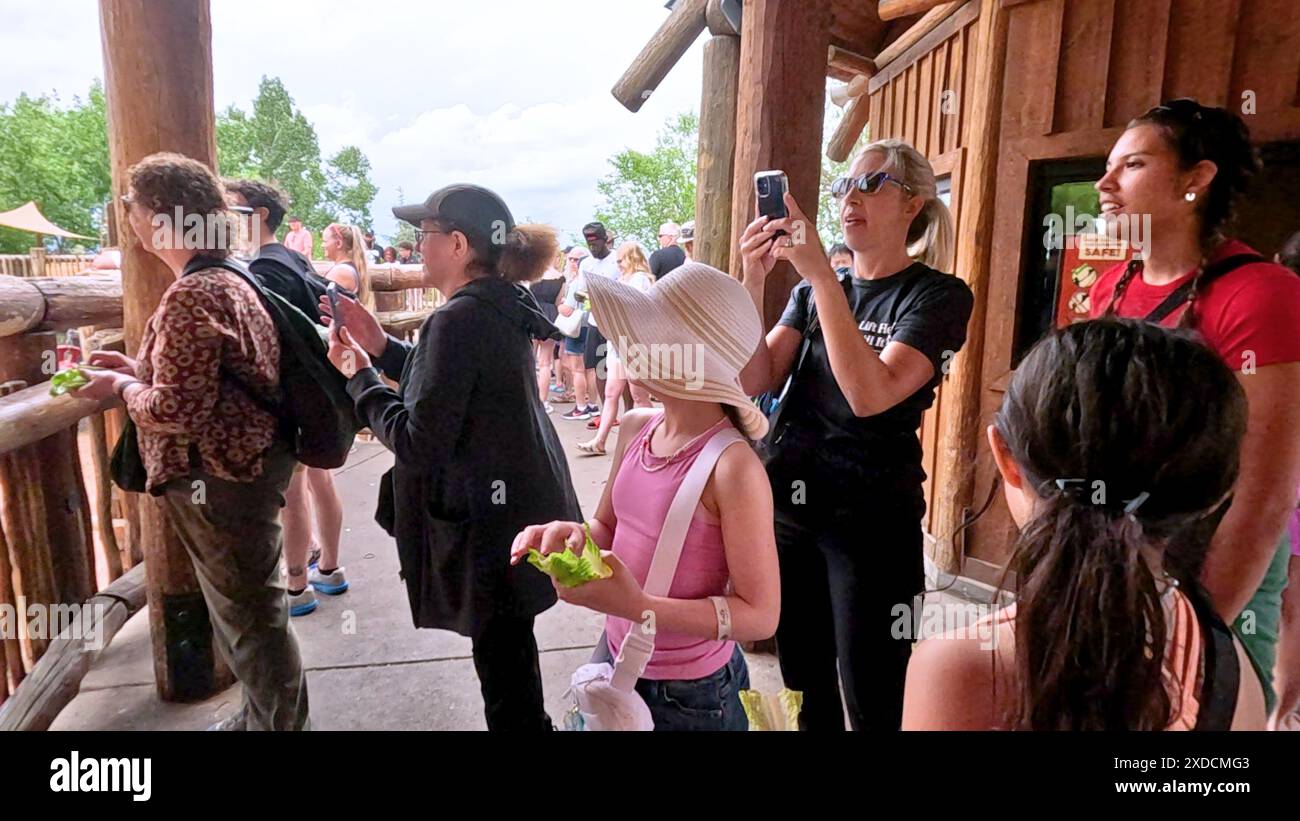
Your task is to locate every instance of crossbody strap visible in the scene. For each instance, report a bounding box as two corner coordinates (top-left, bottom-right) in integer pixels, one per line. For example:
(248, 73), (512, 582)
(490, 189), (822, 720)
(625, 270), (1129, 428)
(609, 426), (747, 691)
(1140, 254), (1264, 325)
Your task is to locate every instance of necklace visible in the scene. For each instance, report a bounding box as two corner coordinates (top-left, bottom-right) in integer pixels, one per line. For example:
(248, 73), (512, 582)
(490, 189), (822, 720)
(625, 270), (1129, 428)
(637, 418), (717, 473)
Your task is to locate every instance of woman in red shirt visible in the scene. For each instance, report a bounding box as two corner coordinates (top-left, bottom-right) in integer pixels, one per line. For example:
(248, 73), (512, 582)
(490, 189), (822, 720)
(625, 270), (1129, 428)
(1088, 99), (1300, 715)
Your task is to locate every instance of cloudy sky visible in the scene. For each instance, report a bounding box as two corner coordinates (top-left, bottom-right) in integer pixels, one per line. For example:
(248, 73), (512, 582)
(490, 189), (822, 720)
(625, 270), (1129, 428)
(0, 0), (705, 243)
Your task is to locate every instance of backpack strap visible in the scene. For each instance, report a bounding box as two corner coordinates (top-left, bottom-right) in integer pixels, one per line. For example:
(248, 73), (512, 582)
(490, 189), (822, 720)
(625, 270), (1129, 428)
(608, 426), (747, 691)
(1185, 582), (1241, 731)
(1141, 254), (1265, 325)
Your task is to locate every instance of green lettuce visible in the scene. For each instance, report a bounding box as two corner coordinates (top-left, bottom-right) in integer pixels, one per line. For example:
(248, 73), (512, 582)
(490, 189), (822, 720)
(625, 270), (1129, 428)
(526, 525), (612, 587)
(49, 368), (91, 397)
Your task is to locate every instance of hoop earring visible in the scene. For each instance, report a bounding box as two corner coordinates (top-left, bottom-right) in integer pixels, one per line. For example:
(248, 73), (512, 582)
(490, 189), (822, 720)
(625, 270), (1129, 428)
(1184, 191), (1197, 202)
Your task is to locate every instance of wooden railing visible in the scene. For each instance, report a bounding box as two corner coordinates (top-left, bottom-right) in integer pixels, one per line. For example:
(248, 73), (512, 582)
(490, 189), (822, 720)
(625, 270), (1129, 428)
(0, 251), (98, 278)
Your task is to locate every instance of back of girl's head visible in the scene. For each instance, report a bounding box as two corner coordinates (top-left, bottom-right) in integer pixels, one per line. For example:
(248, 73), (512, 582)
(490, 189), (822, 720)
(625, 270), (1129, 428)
(1130, 99), (1260, 246)
(994, 318), (1245, 729)
(855, 138), (954, 271)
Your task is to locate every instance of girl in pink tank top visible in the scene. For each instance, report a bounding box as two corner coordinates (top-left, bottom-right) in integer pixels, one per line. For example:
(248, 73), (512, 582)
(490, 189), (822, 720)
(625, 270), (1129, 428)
(509, 263), (781, 731)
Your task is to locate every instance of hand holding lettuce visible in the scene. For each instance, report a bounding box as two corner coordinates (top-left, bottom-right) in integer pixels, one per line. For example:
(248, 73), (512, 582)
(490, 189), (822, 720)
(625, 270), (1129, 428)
(526, 523), (613, 587)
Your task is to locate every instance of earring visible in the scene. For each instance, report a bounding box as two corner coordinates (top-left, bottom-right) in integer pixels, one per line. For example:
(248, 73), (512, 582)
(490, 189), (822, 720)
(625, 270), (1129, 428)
(1184, 191), (1197, 202)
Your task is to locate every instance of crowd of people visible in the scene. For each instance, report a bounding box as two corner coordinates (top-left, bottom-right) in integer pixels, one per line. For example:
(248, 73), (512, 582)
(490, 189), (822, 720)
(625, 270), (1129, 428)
(74, 96), (1300, 732)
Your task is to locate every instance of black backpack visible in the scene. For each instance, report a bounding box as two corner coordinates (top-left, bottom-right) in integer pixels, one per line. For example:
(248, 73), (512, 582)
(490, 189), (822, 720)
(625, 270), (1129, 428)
(111, 256), (360, 494)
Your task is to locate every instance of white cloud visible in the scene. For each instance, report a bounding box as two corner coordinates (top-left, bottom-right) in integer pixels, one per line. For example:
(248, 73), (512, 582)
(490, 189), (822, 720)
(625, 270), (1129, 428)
(0, 0), (706, 242)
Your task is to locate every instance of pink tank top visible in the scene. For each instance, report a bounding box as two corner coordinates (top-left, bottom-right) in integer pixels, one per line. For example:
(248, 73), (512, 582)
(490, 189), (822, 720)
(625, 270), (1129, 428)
(604, 412), (736, 681)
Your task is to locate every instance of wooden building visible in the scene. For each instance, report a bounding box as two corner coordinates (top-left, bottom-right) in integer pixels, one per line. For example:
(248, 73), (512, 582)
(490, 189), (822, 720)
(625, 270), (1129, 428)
(620, 0), (1300, 582)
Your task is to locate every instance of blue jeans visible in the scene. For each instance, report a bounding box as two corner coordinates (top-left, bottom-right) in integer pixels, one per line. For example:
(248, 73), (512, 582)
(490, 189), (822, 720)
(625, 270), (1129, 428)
(593, 640), (751, 731)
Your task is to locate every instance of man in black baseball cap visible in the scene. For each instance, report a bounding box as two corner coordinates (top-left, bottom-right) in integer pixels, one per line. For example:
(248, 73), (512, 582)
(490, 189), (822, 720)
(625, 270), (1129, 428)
(393, 184), (516, 258)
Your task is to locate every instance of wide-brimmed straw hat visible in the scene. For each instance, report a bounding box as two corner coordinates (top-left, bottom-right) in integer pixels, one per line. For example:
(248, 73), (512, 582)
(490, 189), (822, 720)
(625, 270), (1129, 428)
(586, 261), (768, 440)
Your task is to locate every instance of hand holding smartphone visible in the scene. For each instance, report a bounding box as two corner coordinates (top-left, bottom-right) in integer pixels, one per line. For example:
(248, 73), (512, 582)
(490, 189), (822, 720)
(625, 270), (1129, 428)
(755, 170), (789, 237)
(327, 282), (345, 330)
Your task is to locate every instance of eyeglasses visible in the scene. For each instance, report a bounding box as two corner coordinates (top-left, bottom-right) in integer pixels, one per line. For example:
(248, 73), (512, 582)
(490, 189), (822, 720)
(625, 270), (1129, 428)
(415, 228), (448, 243)
(119, 193), (136, 207)
(830, 171), (914, 199)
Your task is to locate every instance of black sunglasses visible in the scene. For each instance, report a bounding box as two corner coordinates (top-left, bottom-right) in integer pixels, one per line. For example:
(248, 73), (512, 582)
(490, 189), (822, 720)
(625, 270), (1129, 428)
(830, 171), (913, 198)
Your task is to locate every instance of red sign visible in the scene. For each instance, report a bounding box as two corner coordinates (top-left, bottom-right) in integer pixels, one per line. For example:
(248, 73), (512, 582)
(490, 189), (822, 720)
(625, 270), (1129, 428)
(1054, 233), (1132, 328)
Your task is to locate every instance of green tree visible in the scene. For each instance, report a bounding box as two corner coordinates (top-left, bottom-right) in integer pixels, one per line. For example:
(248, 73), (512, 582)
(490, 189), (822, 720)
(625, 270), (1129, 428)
(215, 77), (377, 253)
(595, 111), (698, 248)
(326, 146), (378, 228)
(0, 82), (110, 253)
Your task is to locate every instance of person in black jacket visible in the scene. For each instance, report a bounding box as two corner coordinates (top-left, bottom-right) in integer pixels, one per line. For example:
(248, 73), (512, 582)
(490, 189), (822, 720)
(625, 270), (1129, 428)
(322, 184), (582, 730)
(225, 178), (329, 321)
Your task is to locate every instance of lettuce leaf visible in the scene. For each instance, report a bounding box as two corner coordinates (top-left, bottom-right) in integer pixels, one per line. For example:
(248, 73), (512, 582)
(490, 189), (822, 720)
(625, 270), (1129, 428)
(49, 368), (90, 397)
(526, 524), (612, 587)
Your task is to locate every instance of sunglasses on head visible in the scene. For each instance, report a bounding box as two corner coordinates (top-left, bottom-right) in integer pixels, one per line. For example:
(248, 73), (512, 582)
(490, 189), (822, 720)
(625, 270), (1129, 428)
(830, 171), (913, 199)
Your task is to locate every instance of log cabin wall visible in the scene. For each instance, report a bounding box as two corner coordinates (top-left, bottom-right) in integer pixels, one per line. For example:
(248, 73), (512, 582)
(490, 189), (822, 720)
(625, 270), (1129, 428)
(856, 0), (1300, 574)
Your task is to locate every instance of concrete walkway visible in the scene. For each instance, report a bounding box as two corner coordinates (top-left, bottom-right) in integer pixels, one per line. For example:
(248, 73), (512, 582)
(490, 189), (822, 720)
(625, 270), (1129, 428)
(52, 401), (786, 730)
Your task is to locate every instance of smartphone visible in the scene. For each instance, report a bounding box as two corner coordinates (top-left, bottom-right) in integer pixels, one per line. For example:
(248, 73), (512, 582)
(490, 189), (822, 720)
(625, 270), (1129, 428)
(755, 170), (789, 236)
(326, 282), (345, 330)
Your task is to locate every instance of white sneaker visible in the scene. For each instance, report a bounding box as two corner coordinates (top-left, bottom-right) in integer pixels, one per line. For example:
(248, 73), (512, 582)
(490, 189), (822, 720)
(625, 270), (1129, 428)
(308, 565), (349, 595)
(544, 402), (555, 414)
(289, 585), (318, 616)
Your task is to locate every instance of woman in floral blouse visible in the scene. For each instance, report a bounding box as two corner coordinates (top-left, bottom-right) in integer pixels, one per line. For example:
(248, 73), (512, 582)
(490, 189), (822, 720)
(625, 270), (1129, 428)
(78, 152), (309, 731)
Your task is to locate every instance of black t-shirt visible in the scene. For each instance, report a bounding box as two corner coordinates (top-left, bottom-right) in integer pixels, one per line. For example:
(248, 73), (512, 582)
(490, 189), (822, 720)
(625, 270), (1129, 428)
(649, 245), (687, 280)
(766, 262), (974, 495)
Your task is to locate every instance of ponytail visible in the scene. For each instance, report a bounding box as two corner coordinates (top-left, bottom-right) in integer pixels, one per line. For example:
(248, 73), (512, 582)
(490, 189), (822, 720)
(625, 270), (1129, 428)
(909, 197), (954, 271)
(497, 223), (559, 284)
(326, 223), (372, 307)
(1002, 494), (1171, 730)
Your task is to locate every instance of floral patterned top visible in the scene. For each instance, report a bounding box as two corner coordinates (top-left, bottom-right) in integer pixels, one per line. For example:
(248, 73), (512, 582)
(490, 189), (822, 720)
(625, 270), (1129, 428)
(128, 265), (281, 493)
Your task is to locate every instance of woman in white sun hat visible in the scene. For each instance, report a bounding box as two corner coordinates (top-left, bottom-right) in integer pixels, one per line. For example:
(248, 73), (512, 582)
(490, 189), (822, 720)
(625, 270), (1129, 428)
(511, 262), (780, 731)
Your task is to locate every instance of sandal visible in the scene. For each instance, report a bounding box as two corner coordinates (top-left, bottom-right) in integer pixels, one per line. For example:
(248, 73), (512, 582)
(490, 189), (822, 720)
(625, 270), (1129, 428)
(576, 440), (607, 456)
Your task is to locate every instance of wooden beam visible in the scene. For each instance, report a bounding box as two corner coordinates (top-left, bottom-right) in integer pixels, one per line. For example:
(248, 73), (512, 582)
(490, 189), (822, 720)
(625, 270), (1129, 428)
(828, 45), (878, 78)
(0, 564), (147, 731)
(878, 0), (954, 20)
(869, 0), (979, 93)
(930, 0), (1011, 573)
(368, 265), (428, 292)
(695, 34), (741, 272)
(705, 0), (739, 35)
(611, 0), (709, 112)
(874, 2), (965, 68)
(100, 0), (232, 702)
(729, 0), (834, 325)
(828, 94), (874, 162)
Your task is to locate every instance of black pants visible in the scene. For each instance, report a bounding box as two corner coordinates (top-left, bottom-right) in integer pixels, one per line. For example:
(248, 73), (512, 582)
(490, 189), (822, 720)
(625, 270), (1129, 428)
(773, 500), (923, 731)
(470, 615), (552, 731)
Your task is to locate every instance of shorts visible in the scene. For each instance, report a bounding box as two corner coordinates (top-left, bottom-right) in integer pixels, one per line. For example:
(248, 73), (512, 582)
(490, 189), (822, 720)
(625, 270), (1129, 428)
(584, 325), (607, 371)
(563, 326), (588, 357)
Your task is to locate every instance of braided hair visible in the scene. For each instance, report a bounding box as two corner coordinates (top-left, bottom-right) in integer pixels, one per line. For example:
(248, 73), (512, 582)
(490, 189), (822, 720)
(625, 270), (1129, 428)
(1103, 99), (1261, 328)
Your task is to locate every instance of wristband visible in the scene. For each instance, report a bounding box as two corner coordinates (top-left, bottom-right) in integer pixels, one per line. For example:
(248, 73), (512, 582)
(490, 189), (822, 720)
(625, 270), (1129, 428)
(710, 595), (732, 641)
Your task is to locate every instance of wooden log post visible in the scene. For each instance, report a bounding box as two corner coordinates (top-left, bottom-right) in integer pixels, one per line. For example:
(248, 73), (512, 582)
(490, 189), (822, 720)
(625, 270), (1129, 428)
(728, 0), (835, 327)
(930, 0), (1010, 573)
(694, 3), (741, 273)
(29, 248), (47, 278)
(612, 0), (710, 112)
(82, 329), (125, 581)
(100, 0), (233, 701)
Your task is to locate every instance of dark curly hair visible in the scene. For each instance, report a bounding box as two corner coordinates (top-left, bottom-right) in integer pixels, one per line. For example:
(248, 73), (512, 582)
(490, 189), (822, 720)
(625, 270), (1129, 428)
(128, 152), (232, 259)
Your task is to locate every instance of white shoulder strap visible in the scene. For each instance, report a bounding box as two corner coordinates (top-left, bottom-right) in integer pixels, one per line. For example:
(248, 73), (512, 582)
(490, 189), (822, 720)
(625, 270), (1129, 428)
(610, 425), (746, 690)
